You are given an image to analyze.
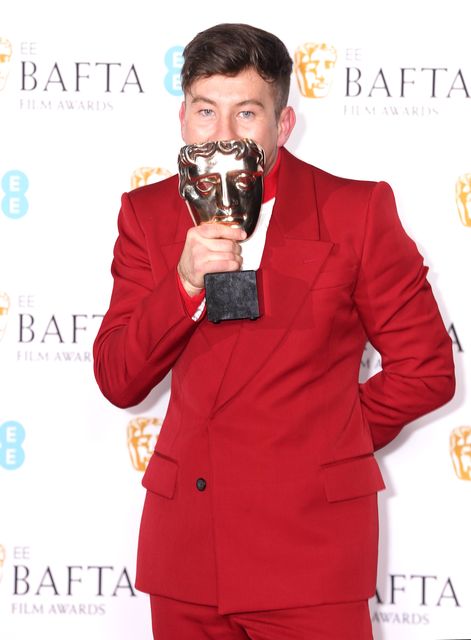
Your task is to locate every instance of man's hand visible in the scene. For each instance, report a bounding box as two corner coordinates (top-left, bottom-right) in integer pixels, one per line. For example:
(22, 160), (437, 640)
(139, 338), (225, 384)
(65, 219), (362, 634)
(177, 223), (247, 296)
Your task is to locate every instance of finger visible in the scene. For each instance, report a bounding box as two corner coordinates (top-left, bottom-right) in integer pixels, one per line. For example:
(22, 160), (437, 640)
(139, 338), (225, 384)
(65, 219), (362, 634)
(202, 257), (242, 274)
(199, 238), (243, 254)
(204, 252), (243, 265)
(197, 223), (247, 242)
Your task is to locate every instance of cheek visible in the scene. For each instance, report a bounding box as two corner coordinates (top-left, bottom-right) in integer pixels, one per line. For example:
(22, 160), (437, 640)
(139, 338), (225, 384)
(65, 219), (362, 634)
(237, 193), (250, 210)
(182, 118), (214, 144)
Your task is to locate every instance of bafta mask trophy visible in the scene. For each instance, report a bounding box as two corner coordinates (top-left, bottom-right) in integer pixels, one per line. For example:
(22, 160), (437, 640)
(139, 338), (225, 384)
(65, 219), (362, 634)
(178, 138), (265, 323)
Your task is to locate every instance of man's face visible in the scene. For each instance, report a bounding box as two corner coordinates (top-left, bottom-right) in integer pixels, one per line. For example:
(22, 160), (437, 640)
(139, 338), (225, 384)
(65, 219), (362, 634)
(179, 68), (295, 175)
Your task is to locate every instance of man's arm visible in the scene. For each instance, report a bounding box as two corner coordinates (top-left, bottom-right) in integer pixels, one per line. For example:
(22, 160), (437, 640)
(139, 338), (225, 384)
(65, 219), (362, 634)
(93, 192), (199, 408)
(93, 192), (245, 408)
(354, 181), (455, 450)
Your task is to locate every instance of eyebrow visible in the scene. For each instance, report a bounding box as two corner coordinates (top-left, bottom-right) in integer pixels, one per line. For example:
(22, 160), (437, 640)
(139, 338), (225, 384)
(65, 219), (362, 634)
(190, 96), (266, 109)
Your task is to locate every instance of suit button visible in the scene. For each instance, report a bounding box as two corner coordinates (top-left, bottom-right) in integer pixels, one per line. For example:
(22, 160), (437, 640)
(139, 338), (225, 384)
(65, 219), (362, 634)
(196, 478), (207, 492)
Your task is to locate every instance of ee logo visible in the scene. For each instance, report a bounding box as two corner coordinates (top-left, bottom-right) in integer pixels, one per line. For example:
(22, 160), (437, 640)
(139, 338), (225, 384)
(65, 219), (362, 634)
(2, 170), (29, 219)
(164, 46), (184, 96)
(0, 421), (26, 470)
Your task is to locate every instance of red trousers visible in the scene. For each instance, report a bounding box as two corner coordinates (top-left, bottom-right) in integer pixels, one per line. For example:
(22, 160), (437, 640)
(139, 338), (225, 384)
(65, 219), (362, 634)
(150, 595), (373, 639)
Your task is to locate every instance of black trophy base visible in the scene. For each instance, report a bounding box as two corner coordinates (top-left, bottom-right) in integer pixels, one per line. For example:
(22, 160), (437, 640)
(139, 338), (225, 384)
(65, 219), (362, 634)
(204, 270), (260, 323)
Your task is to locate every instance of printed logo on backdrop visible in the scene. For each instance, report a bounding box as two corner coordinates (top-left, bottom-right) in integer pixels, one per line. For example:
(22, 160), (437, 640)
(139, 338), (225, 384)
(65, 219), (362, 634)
(294, 43), (337, 99)
(130, 166), (172, 189)
(164, 46), (184, 96)
(1, 170), (29, 219)
(2, 544), (137, 617)
(450, 427), (471, 481)
(371, 573), (462, 627)
(456, 174), (471, 226)
(294, 42), (470, 117)
(0, 421), (25, 470)
(128, 417), (162, 471)
(1, 38), (145, 112)
(0, 37), (12, 91)
(0, 544), (5, 582)
(0, 292), (10, 341)
(2, 294), (104, 363)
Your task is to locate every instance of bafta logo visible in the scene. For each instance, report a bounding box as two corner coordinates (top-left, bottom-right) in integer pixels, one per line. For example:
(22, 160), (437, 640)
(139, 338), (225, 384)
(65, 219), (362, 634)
(294, 43), (337, 98)
(456, 174), (471, 227)
(0, 544), (5, 583)
(131, 167), (172, 189)
(450, 427), (471, 481)
(0, 37), (12, 91)
(127, 417), (162, 471)
(0, 292), (10, 342)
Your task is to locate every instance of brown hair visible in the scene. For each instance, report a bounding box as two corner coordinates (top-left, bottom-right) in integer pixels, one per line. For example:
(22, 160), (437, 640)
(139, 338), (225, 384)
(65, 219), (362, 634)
(181, 23), (293, 118)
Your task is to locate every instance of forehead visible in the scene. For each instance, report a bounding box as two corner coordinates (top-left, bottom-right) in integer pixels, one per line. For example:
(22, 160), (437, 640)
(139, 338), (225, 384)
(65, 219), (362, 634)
(188, 151), (259, 177)
(186, 68), (276, 104)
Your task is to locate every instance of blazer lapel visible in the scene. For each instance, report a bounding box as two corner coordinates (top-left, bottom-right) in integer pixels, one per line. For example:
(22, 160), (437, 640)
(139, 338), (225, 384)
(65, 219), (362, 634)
(210, 148), (334, 413)
(160, 190), (193, 269)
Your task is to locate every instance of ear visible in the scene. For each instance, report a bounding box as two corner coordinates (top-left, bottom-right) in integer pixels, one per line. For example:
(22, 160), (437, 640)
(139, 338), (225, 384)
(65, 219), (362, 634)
(276, 106), (296, 148)
(179, 101), (186, 139)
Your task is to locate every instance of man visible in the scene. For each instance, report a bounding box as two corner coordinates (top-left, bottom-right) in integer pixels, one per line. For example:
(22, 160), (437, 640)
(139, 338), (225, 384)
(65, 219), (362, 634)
(93, 23), (455, 639)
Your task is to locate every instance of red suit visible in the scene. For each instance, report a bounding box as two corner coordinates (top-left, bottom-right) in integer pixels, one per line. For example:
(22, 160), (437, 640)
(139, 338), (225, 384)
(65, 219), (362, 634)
(93, 148), (454, 614)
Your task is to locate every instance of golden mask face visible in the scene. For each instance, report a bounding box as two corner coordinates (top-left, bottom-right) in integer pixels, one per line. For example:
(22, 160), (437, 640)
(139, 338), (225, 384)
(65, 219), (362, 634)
(178, 138), (264, 237)
(127, 417), (162, 472)
(295, 43), (337, 99)
(456, 174), (471, 227)
(0, 292), (10, 342)
(450, 427), (471, 481)
(0, 38), (12, 91)
(130, 166), (172, 190)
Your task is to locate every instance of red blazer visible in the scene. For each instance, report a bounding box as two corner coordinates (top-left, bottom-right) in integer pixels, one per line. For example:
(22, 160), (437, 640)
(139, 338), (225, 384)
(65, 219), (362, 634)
(93, 148), (454, 614)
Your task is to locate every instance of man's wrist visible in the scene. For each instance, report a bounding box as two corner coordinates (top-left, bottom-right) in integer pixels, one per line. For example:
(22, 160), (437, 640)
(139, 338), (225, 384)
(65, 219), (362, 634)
(176, 270), (206, 320)
(177, 267), (204, 297)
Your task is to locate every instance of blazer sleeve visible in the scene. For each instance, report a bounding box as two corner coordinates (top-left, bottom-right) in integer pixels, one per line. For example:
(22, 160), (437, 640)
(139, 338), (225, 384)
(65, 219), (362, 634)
(93, 192), (199, 408)
(354, 181), (455, 450)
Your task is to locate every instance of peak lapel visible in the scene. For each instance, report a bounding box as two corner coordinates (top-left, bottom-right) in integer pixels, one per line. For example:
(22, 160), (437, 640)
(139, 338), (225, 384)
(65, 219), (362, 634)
(160, 187), (194, 270)
(210, 149), (334, 413)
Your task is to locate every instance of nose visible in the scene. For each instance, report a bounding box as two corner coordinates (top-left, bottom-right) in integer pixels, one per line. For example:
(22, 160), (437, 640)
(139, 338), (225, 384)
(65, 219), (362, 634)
(217, 178), (232, 209)
(214, 115), (237, 143)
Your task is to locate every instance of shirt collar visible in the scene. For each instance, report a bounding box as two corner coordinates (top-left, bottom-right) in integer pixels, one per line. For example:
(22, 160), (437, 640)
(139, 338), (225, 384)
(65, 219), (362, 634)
(262, 150), (281, 203)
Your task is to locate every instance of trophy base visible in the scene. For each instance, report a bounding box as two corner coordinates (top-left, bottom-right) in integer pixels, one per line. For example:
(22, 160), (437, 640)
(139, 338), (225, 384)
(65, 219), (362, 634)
(204, 270), (260, 323)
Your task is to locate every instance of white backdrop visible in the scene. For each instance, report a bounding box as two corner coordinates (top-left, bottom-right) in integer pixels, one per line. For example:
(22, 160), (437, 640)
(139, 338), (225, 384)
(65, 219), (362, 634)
(1, 1), (470, 638)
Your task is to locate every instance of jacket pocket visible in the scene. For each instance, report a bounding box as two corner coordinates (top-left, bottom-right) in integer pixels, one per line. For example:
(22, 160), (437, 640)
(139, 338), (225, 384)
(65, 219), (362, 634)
(322, 454), (385, 502)
(141, 452), (178, 499)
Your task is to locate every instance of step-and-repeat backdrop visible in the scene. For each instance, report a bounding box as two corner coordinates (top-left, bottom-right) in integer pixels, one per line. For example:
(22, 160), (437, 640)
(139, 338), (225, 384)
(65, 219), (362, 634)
(1, 1), (470, 638)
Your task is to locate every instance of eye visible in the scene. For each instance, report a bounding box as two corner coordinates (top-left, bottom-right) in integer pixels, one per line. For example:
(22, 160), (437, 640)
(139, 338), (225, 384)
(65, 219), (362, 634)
(195, 176), (218, 195)
(234, 172), (256, 191)
(238, 110), (254, 120)
(198, 108), (214, 118)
